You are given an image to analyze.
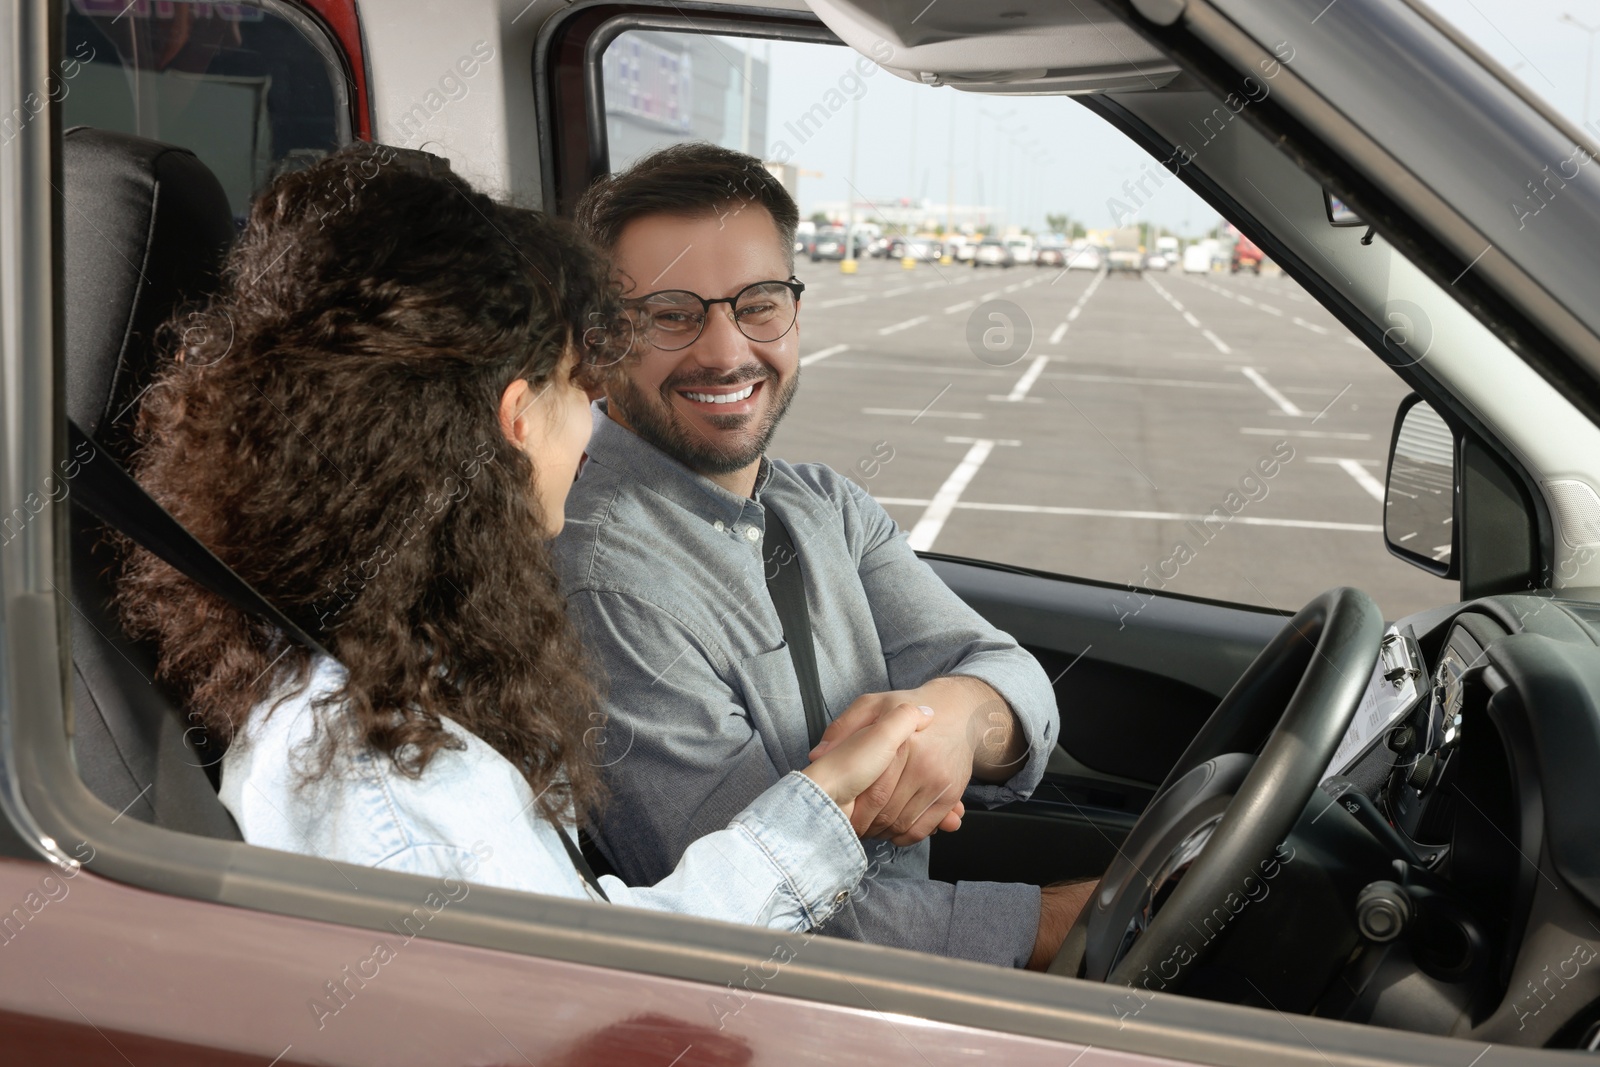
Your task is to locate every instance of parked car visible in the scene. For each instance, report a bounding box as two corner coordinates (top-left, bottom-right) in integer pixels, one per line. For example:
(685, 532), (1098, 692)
(8, 1), (1600, 1064)
(1035, 247), (1068, 268)
(1066, 244), (1103, 271)
(811, 226), (865, 261)
(1003, 235), (1035, 265)
(973, 238), (1014, 267)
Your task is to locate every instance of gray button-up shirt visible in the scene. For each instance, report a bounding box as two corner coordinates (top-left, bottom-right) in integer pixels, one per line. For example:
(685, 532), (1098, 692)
(554, 402), (1060, 967)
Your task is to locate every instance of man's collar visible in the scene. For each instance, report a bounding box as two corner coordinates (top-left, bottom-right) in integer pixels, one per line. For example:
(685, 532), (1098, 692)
(584, 399), (771, 524)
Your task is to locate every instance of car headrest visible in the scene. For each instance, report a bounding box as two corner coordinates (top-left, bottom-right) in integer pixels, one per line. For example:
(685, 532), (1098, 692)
(63, 127), (234, 457)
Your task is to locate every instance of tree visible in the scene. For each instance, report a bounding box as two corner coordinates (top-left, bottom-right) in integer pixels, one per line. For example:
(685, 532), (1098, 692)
(1045, 212), (1069, 235)
(810, 210), (830, 226)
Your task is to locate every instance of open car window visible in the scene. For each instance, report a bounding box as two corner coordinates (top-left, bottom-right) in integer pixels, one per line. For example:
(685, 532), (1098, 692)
(598, 29), (1454, 619)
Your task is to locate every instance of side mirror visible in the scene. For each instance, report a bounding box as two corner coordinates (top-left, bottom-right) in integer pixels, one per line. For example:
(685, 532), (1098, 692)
(1384, 395), (1458, 578)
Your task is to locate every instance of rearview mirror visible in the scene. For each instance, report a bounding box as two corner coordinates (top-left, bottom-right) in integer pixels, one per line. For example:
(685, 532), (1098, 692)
(1384, 395), (1457, 577)
(1324, 189), (1363, 227)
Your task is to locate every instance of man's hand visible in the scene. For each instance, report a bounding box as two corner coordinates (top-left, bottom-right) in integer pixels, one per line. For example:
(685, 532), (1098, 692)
(808, 676), (1027, 846)
(1028, 878), (1098, 971)
(798, 701), (935, 822)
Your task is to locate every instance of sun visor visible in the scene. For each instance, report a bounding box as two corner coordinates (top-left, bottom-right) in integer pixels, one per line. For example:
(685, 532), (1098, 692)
(806, 0), (1180, 94)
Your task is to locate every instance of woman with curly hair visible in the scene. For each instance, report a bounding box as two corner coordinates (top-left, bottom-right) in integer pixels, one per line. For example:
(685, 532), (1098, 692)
(116, 144), (933, 927)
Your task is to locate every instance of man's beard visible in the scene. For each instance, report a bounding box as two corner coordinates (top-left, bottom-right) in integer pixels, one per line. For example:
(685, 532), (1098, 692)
(610, 365), (798, 477)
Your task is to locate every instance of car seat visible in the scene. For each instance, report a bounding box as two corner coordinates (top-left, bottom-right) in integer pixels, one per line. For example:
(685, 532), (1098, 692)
(63, 126), (242, 839)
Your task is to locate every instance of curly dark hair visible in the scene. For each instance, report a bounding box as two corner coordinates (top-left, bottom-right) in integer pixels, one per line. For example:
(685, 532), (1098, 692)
(115, 143), (626, 821)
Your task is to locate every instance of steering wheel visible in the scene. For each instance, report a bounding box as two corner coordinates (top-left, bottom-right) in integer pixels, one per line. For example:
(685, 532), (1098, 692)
(1049, 587), (1384, 989)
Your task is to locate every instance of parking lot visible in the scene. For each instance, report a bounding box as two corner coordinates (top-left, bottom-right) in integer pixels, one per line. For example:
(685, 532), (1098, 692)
(771, 256), (1451, 620)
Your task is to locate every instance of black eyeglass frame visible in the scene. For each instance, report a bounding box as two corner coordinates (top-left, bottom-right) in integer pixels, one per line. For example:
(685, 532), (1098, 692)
(625, 277), (806, 352)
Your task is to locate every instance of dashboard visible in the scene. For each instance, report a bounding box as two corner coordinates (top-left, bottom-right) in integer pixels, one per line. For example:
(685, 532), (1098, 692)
(1313, 595), (1600, 1048)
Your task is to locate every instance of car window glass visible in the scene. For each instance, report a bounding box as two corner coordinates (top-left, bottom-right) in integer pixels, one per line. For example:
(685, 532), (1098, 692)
(600, 32), (1450, 619)
(61, 0), (350, 219)
(1429, 0), (1600, 139)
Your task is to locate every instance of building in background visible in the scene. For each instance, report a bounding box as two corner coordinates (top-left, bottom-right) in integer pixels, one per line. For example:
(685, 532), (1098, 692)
(808, 196), (992, 234)
(602, 31), (769, 170)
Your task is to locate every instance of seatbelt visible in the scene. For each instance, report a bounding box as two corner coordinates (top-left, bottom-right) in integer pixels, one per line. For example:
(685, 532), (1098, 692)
(557, 826), (611, 900)
(761, 508), (831, 747)
(66, 419), (614, 901)
(68, 419), (332, 660)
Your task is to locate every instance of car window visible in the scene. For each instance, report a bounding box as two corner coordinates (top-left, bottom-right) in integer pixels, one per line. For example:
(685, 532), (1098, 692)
(599, 33), (1448, 619)
(61, 0), (351, 218)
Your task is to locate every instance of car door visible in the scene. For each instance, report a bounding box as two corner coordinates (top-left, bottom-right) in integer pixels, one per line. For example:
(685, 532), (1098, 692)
(5, 0), (1596, 1065)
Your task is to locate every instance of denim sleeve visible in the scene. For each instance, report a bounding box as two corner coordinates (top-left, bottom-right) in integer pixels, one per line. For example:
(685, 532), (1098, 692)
(840, 476), (1060, 807)
(600, 771), (866, 930)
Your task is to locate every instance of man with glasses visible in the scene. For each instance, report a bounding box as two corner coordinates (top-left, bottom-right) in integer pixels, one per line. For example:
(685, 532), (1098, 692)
(556, 143), (1086, 969)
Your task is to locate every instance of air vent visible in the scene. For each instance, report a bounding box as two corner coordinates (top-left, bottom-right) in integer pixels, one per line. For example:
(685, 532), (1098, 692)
(1545, 479), (1600, 548)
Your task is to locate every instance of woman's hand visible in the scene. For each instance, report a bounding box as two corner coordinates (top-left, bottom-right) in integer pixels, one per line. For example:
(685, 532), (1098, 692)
(799, 702), (962, 832)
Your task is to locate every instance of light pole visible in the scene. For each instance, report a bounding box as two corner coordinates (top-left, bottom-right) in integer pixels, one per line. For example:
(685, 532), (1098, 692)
(842, 95), (860, 274)
(1562, 13), (1600, 127)
(944, 94), (957, 246)
(980, 107), (1016, 232)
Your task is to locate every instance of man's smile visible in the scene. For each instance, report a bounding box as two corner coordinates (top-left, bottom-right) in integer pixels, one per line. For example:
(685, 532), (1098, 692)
(671, 378), (765, 418)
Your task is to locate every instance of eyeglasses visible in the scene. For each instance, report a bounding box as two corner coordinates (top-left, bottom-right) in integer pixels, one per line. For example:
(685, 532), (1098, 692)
(624, 277), (805, 352)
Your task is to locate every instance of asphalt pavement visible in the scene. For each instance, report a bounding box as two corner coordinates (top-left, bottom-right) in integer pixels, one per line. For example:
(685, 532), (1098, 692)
(769, 255), (1451, 621)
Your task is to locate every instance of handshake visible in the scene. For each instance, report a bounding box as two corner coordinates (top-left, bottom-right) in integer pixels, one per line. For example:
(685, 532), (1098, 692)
(797, 675), (1027, 847)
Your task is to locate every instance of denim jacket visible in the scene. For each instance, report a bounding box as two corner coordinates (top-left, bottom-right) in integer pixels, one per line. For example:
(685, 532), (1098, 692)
(220, 656), (867, 931)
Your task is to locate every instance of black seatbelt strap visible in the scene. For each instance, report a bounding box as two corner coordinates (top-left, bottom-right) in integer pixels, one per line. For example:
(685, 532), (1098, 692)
(67, 419), (613, 901)
(559, 828), (610, 901)
(68, 419), (333, 660)
(761, 508), (831, 747)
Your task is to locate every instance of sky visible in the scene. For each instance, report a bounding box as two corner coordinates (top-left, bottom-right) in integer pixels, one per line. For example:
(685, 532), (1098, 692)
(730, 1), (1599, 239)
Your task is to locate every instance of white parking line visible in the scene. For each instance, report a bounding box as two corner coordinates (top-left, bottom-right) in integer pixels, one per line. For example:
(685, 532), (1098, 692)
(861, 407), (983, 419)
(877, 497), (1382, 533)
(1044, 270), (1105, 346)
(878, 315), (930, 335)
(883, 285), (916, 297)
(1240, 367), (1303, 415)
(944, 299), (976, 314)
(1003, 356), (1051, 402)
(1148, 274), (1230, 354)
(907, 440), (1000, 551)
(1326, 458), (1385, 501)
(800, 343), (849, 367)
(980, 290), (1003, 301)
(1184, 275), (1328, 332)
(921, 281), (947, 290)
(1241, 427), (1372, 440)
(818, 294), (867, 309)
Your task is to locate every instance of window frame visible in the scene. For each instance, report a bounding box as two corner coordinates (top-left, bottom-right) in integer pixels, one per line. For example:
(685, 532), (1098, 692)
(0, 2), (1578, 1064)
